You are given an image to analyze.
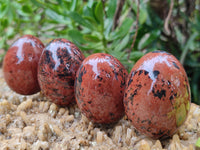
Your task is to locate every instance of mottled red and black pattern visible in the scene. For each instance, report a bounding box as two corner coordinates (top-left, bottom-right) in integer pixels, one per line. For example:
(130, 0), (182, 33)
(3, 35), (44, 95)
(38, 38), (85, 106)
(75, 53), (128, 124)
(124, 50), (191, 139)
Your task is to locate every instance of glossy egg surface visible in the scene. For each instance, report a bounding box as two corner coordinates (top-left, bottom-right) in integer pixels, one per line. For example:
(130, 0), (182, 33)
(38, 39), (85, 106)
(3, 35), (44, 95)
(75, 53), (128, 124)
(124, 50), (191, 139)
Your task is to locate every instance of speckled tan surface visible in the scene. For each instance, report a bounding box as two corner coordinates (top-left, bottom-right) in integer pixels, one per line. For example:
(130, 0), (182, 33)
(0, 69), (199, 150)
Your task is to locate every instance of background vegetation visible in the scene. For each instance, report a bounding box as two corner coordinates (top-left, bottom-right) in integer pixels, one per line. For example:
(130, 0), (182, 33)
(0, 0), (200, 104)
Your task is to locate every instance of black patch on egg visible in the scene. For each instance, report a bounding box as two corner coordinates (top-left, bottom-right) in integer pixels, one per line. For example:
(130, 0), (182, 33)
(124, 93), (127, 98)
(147, 127), (151, 132)
(141, 119), (152, 125)
(114, 72), (118, 80)
(127, 78), (133, 86)
(44, 51), (55, 69)
(120, 80), (126, 88)
(128, 84), (142, 101)
(138, 70), (143, 75)
(153, 70), (160, 79)
(169, 94), (174, 106)
(140, 126), (146, 130)
(77, 65), (84, 83)
(67, 56), (72, 61)
(136, 83), (142, 88)
(58, 47), (70, 58)
(109, 112), (114, 117)
(97, 75), (103, 81)
(152, 87), (166, 100)
(127, 71), (135, 86)
(57, 71), (72, 78)
(67, 78), (75, 87)
(161, 79), (165, 87)
(169, 95), (174, 100)
(44, 51), (51, 63)
(52, 88), (58, 92)
(137, 117), (140, 123)
(144, 70), (149, 75)
(174, 93), (177, 97)
(172, 62), (180, 69)
(152, 129), (166, 137)
(88, 101), (92, 104)
(60, 58), (64, 64)
(129, 89), (137, 100)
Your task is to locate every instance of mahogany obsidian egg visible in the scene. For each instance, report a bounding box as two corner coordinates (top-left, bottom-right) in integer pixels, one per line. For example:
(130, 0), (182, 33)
(124, 50), (191, 139)
(3, 35), (44, 95)
(75, 53), (128, 124)
(38, 38), (85, 106)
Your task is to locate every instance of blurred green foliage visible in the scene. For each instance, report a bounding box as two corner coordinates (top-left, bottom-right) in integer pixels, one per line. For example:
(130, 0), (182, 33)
(0, 0), (200, 104)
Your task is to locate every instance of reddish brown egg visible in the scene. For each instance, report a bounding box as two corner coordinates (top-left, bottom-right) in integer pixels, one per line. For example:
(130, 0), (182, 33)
(3, 35), (44, 95)
(38, 39), (85, 106)
(124, 50), (191, 139)
(75, 53), (128, 124)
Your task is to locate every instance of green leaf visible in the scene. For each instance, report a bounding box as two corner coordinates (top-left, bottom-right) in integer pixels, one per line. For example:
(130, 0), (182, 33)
(34, 15), (41, 22)
(30, 0), (44, 7)
(69, 12), (93, 30)
(83, 34), (101, 42)
(127, 0), (147, 24)
(107, 0), (117, 18)
(1, 18), (8, 28)
(196, 138), (200, 147)
(129, 51), (144, 61)
(22, 5), (32, 14)
(180, 32), (198, 64)
(104, 18), (113, 39)
(114, 34), (130, 52)
(0, 3), (8, 19)
(83, 16), (98, 26)
(138, 30), (161, 50)
(108, 49), (126, 60)
(0, 37), (6, 49)
(68, 29), (86, 44)
(94, 1), (103, 25)
(175, 27), (184, 45)
(111, 18), (134, 40)
(83, 6), (94, 18)
(45, 9), (68, 23)
(6, 27), (15, 38)
(139, 5), (147, 24)
(56, 0), (62, 5)
(24, 29), (35, 35)
(70, 0), (77, 11)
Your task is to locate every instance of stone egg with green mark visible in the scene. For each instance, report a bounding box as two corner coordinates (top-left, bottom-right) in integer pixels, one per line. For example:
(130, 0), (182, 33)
(124, 50), (191, 139)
